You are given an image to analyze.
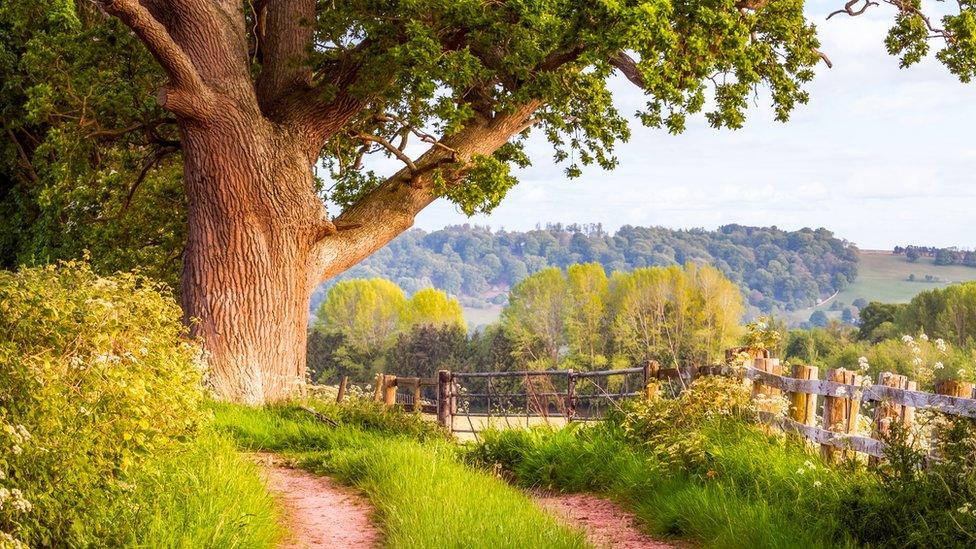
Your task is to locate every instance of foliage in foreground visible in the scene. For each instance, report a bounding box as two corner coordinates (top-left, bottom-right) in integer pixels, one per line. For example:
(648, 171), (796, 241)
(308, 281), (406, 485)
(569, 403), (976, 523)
(214, 401), (586, 549)
(0, 263), (281, 546)
(469, 376), (976, 548)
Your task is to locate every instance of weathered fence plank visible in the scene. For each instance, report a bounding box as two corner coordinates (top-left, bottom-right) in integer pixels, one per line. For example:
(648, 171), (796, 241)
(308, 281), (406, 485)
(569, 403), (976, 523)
(756, 411), (887, 458)
(789, 365), (818, 427)
(744, 367), (976, 418)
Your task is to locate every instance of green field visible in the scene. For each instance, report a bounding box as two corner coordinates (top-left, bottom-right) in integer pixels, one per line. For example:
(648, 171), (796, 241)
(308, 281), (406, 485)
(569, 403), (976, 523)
(791, 251), (976, 323)
(462, 304), (503, 329)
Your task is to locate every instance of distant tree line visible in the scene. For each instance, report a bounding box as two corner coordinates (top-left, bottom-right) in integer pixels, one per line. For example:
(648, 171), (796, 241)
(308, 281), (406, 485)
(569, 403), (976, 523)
(313, 223), (858, 317)
(310, 263), (743, 384)
(894, 245), (976, 267)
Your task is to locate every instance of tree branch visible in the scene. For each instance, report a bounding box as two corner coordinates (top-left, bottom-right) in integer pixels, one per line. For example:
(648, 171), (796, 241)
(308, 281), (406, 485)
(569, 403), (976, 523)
(827, 0), (879, 20)
(100, 0), (213, 120)
(255, 0), (315, 112)
(313, 100), (541, 283)
(351, 132), (418, 172)
(609, 52), (646, 89)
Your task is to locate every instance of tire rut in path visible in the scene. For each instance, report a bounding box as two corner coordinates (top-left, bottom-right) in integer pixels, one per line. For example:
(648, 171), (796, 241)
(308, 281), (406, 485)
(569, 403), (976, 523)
(533, 491), (683, 549)
(253, 453), (382, 549)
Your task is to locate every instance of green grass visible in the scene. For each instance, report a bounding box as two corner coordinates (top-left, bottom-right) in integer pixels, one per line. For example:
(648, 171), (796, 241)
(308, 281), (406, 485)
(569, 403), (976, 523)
(791, 251), (976, 323)
(123, 431), (284, 548)
(469, 421), (868, 549)
(213, 402), (587, 548)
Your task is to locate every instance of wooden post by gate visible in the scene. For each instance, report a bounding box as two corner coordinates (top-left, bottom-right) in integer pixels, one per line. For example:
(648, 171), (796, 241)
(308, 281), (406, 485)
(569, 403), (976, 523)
(336, 376), (348, 403)
(642, 360), (660, 399)
(565, 370), (576, 420)
(437, 369), (453, 429)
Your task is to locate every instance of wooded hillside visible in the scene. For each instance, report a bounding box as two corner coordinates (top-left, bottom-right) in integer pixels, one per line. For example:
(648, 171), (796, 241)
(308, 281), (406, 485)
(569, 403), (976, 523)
(314, 224), (859, 316)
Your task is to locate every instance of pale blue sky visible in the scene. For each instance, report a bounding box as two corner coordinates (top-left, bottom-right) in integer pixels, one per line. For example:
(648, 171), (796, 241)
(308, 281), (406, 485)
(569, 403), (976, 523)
(376, 2), (976, 249)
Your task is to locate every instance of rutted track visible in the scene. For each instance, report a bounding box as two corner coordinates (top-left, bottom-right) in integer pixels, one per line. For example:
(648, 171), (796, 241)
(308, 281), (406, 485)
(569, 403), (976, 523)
(253, 453), (382, 548)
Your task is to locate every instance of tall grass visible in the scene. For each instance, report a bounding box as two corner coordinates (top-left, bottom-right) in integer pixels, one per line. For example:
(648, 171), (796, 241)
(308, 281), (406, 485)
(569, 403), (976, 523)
(470, 421), (867, 548)
(122, 431), (284, 548)
(213, 402), (586, 549)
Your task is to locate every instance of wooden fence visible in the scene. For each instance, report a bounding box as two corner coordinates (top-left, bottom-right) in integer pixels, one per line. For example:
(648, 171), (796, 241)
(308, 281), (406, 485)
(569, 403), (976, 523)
(362, 349), (976, 456)
(744, 357), (976, 459)
(444, 364), (656, 437)
(365, 373), (439, 413)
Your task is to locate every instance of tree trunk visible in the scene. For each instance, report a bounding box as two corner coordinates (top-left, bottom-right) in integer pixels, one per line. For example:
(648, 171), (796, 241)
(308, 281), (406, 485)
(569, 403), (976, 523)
(179, 108), (330, 404)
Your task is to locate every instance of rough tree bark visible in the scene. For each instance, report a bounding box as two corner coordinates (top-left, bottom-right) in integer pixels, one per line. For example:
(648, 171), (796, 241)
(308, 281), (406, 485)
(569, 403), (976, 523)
(100, 0), (542, 402)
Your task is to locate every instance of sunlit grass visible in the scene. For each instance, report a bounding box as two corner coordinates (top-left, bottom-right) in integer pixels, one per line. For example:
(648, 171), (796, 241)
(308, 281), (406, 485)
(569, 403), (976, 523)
(470, 422), (868, 548)
(213, 402), (586, 549)
(122, 430), (284, 548)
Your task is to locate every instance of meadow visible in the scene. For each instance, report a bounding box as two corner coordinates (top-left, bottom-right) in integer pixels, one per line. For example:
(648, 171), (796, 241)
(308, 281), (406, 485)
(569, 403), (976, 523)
(789, 251), (976, 323)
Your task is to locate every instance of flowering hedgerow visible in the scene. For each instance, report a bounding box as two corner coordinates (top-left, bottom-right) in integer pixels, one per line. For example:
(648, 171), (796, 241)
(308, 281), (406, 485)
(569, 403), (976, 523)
(0, 262), (207, 546)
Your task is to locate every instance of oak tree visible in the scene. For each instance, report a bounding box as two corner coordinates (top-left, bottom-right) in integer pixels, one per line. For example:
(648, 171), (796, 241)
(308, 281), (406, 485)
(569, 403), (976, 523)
(5, 0), (838, 401)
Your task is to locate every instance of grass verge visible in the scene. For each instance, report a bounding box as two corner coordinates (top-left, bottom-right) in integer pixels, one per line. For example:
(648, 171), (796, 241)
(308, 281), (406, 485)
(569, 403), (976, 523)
(120, 430), (284, 548)
(212, 402), (586, 549)
(469, 420), (870, 549)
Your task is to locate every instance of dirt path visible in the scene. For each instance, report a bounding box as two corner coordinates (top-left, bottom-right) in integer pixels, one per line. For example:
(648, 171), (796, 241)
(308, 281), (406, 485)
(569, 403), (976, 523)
(533, 492), (681, 549)
(253, 453), (382, 549)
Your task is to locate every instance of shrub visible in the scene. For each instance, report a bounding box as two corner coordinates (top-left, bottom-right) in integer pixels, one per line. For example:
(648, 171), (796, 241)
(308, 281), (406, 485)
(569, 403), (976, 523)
(0, 262), (207, 546)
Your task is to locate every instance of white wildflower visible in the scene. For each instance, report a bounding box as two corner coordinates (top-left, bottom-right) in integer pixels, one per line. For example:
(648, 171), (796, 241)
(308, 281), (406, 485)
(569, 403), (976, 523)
(960, 369), (968, 378)
(912, 356), (923, 366)
(902, 335), (914, 343)
(10, 445), (21, 455)
(919, 333), (929, 342)
(813, 481), (823, 487)
(804, 460), (815, 470)
(936, 339), (948, 352)
(934, 362), (944, 370)
(796, 468), (805, 475)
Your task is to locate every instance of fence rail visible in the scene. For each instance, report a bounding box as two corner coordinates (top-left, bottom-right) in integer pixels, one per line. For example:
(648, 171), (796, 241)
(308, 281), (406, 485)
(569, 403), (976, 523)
(363, 348), (976, 458)
(744, 357), (976, 460)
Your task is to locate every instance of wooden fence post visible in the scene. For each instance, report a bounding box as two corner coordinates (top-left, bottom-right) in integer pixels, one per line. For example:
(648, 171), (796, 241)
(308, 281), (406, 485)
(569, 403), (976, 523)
(822, 368), (862, 461)
(642, 360), (659, 398)
(870, 371), (907, 464)
(934, 379), (976, 399)
(437, 370), (453, 430)
(373, 372), (384, 402)
(383, 375), (397, 407)
(565, 370), (576, 421)
(902, 380), (917, 428)
(789, 364), (818, 426)
(413, 380), (422, 412)
(751, 357), (783, 413)
(336, 376), (348, 403)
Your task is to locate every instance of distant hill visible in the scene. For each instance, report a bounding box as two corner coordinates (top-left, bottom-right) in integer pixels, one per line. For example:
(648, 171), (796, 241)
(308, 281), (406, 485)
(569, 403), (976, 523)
(312, 224), (859, 323)
(791, 250), (976, 324)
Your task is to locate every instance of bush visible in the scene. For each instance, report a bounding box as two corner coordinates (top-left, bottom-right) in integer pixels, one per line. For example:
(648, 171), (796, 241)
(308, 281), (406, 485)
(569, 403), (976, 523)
(0, 262), (207, 546)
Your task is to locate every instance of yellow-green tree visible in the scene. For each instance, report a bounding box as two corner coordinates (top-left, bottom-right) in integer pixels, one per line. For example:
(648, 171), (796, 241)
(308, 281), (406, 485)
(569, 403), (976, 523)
(608, 264), (742, 367)
(565, 263), (609, 368)
(687, 263), (744, 363)
(402, 288), (466, 330)
(316, 278), (406, 354)
(502, 267), (567, 369)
